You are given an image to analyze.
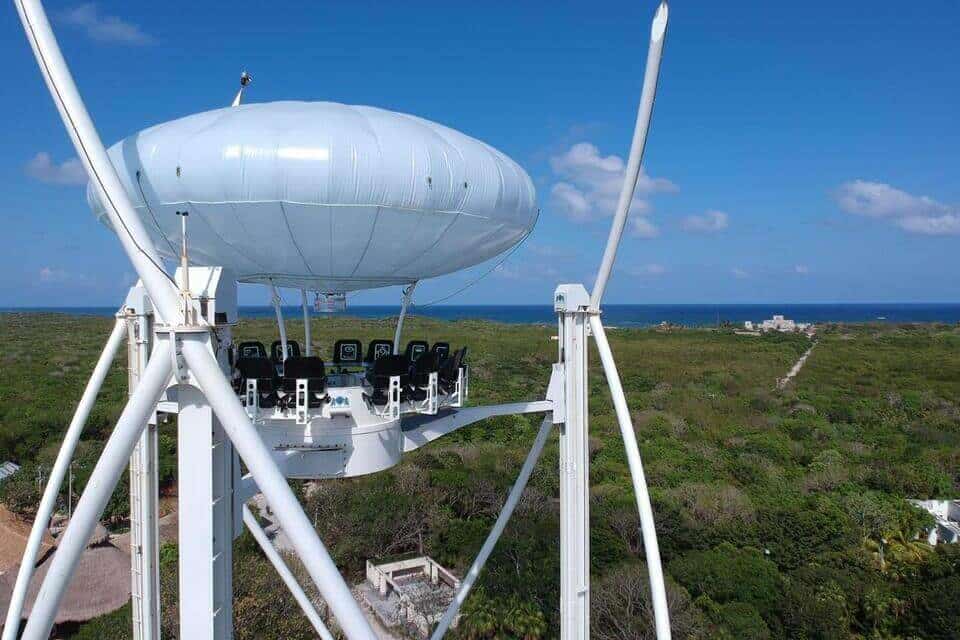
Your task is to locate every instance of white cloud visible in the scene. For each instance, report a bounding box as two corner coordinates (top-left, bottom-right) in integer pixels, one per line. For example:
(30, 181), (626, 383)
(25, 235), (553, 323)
(38, 266), (88, 284)
(630, 217), (660, 238)
(731, 267), (749, 279)
(59, 4), (153, 45)
(681, 210), (729, 234)
(626, 263), (666, 277)
(25, 152), (87, 186)
(494, 261), (559, 281)
(548, 142), (676, 224)
(897, 214), (960, 236)
(834, 180), (959, 236)
(794, 264), (810, 274)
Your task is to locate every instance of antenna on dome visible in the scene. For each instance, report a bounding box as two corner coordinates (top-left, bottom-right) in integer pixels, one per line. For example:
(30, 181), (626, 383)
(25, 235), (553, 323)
(232, 71), (252, 107)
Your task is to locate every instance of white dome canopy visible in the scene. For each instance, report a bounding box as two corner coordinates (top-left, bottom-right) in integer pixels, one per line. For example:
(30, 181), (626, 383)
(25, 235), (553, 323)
(88, 101), (538, 292)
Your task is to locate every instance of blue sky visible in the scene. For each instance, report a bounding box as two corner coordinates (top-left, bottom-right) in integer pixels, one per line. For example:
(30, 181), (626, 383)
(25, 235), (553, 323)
(3, 1), (958, 307)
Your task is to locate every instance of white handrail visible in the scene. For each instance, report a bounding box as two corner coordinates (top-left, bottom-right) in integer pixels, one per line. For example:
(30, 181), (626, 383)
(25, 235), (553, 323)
(590, 1), (669, 310)
(394, 281), (418, 354)
(270, 281), (289, 362)
(2, 317), (126, 639)
(431, 417), (554, 640)
(242, 505), (335, 640)
(301, 289), (312, 356)
(590, 315), (670, 639)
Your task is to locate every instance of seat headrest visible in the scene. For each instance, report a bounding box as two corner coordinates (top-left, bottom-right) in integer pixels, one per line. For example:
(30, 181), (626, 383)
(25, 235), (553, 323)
(333, 339), (363, 363)
(237, 357), (274, 379)
(373, 354), (410, 376)
(284, 356), (326, 379)
(237, 341), (268, 359)
(271, 340), (302, 362)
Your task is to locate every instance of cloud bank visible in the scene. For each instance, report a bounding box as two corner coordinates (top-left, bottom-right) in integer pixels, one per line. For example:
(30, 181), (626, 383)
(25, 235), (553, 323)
(835, 180), (959, 236)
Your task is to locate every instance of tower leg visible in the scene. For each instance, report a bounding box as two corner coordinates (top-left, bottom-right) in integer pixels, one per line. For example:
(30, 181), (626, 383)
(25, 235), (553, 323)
(177, 384), (236, 640)
(555, 284), (591, 640)
(126, 286), (161, 640)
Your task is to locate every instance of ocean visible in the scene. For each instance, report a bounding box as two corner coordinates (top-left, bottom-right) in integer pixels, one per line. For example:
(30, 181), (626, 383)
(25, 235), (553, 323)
(2, 303), (959, 327)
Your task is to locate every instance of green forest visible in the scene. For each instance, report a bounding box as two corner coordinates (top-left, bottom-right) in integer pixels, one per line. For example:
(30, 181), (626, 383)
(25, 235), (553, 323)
(1, 313), (958, 639)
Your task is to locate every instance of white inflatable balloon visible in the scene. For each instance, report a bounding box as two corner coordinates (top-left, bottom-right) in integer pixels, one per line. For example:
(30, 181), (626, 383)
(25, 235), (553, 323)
(88, 101), (538, 291)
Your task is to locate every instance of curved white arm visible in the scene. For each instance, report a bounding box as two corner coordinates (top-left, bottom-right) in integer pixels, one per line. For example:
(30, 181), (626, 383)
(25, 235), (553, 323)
(2, 317), (126, 639)
(590, 1), (669, 310)
(590, 315), (671, 640)
(13, 0), (180, 324)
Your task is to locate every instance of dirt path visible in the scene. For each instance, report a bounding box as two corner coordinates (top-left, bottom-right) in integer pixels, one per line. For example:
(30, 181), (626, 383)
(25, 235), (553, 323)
(778, 341), (816, 389)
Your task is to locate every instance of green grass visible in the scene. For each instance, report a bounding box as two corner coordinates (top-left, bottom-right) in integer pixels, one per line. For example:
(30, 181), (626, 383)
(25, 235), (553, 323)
(1, 313), (958, 638)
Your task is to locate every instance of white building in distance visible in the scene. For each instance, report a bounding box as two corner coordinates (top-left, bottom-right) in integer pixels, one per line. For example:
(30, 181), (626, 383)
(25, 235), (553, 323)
(744, 315), (813, 334)
(910, 499), (960, 545)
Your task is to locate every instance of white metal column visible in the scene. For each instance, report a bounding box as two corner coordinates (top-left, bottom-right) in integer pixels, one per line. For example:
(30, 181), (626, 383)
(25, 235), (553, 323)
(555, 284), (591, 640)
(126, 286), (160, 640)
(178, 381), (236, 640)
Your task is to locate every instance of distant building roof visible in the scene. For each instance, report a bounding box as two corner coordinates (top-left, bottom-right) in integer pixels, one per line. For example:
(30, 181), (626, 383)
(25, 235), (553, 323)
(0, 463), (19, 483)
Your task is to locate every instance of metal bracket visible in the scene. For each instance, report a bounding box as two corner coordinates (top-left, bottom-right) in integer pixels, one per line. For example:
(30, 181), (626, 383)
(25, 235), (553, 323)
(546, 363), (565, 424)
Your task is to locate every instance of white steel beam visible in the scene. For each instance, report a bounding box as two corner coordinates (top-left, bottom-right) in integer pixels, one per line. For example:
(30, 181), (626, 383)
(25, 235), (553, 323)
(555, 284), (591, 640)
(1, 317), (126, 640)
(402, 401), (553, 452)
(14, 2), (378, 638)
(242, 505), (335, 640)
(177, 335), (379, 640)
(431, 417), (554, 640)
(126, 291), (160, 640)
(177, 385), (236, 640)
(20, 343), (174, 640)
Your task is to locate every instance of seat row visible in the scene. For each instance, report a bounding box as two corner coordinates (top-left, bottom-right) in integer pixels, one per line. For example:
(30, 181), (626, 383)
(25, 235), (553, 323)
(235, 339), (451, 370)
(233, 338), (466, 412)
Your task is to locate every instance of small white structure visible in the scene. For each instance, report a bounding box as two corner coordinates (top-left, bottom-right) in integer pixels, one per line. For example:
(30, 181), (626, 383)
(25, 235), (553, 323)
(0, 462), (20, 483)
(910, 500), (960, 545)
(744, 315), (812, 334)
(360, 557), (460, 638)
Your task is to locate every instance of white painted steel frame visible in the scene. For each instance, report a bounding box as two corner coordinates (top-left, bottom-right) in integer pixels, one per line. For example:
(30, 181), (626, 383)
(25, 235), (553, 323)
(1, 317), (127, 639)
(13, 2), (379, 638)
(14, 0), (674, 638)
(558, 288), (591, 640)
(178, 384), (236, 639)
(126, 299), (161, 640)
